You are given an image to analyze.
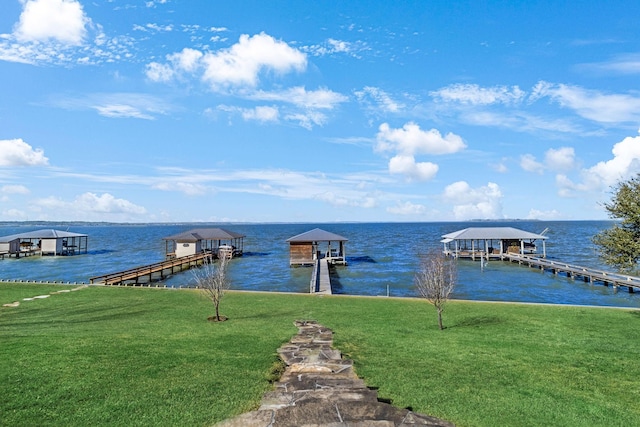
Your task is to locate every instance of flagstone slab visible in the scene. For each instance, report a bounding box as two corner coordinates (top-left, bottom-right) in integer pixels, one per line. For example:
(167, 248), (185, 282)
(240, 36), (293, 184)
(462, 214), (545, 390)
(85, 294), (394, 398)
(217, 320), (454, 427)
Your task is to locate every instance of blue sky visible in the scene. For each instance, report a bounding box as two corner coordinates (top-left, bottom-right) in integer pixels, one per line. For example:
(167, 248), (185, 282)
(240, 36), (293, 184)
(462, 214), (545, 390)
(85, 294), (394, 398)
(1, 0), (640, 223)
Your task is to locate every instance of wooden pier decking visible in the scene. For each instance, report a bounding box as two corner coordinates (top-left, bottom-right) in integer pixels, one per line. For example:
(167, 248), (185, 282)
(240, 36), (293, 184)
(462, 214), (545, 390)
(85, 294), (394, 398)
(89, 252), (211, 286)
(310, 259), (332, 294)
(503, 253), (640, 293)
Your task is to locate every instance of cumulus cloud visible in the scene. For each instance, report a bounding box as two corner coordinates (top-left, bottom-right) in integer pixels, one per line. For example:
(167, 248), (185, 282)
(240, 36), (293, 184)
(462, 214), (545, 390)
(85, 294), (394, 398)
(521, 147), (576, 174)
(531, 81), (640, 123)
(582, 132), (640, 187)
(545, 147), (575, 171)
(146, 33), (306, 90)
(0, 139), (49, 167)
(442, 181), (503, 220)
(375, 122), (465, 181)
(520, 154), (545, 174)
(556, 132), (640, 196)
(14, 0), (89, 45)
(201, 32), (306, 89)
(388, 155), (438, 181)
(376, 122), (466, 156)
(430, 83), (526, 105)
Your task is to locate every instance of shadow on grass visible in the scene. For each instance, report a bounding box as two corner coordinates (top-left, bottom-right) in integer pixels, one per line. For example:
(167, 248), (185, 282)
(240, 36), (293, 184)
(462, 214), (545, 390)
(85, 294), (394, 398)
(452, 315), (504, 328)
(0, 304), (151, 327)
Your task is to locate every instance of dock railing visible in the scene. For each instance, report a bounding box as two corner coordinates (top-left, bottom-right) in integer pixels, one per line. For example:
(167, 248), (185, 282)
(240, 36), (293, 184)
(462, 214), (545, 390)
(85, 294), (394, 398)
(503, 253), (640, 291)
(89, 252), (211, 285)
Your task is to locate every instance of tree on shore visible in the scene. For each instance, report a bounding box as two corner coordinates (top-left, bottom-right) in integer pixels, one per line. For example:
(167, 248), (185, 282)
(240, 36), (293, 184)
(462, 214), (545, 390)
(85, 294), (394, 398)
(593, 174), (640, 273)
(415, 249), (457, 330)
(193, 255), (230, 322)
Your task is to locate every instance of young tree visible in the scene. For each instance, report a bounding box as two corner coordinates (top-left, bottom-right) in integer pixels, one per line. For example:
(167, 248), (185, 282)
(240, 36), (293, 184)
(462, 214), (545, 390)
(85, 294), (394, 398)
(593, 174), (640, 273)
(415, 249), (457, 330)
(193, 255), (230, 322)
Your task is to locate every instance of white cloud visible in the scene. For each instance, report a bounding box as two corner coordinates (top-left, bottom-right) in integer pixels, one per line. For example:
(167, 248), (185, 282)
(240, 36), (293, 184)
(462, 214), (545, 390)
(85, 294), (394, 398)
(201, 32), (306, 90)
(146, 33), (306, 90)
(14, 0), (89, 45)
(251, 87), (348, 110)
(1, 185), (30, 194)
(442, 181), (503, 220)
(1, 208), (28, 220)
(582, 132), (640, 187)
(580, 53), (640, 75)
(376, 122), (466, 156)
(388, 155), (438, 181)
(354, 86), (403, 113)
(53, 93), (170, 119)
(35, 192), (146, 216)
(521, 147), (575, 175)
(430, 83), (526, 105)
(387, 201), (426, 215)
(531, 81), (640, 123)
(284, 111), (327, 130)
(0, 139), (49, 167)
(527, 209), (562, 220)
(375, 122), (465, 181)
(241, 106), (279, 122)
(145, 62), (175, 82)
(520, 154), (545, 174)
(303, 38), (366, 57)
(153, 182), (208, 196)
(545, 147), (575, 171)
(556, 132), (640, 196)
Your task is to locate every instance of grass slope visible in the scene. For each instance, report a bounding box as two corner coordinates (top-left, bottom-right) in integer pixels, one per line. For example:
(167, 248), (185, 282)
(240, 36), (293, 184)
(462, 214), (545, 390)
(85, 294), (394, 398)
(1, 284), (640, 426)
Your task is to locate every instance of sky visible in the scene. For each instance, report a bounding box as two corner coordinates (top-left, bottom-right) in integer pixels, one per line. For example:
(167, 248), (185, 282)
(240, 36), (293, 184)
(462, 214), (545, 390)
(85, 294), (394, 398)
(1, 0), (640, 223)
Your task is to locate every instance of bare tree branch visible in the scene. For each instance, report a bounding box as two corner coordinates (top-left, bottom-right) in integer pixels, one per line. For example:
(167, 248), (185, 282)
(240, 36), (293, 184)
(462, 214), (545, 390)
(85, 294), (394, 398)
(415, 250), (457, 330)
(193, 255), (230, 321)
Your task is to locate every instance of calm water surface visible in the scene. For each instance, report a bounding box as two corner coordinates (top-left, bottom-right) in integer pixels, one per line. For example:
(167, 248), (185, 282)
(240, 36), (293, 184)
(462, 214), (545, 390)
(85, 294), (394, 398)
(1, 221), (638, 308)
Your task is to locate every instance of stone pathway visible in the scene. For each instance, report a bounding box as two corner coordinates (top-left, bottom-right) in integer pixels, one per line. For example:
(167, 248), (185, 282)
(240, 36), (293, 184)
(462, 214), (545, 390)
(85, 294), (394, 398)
(1, 285), (87, 308)
(217, 320), (454, 427)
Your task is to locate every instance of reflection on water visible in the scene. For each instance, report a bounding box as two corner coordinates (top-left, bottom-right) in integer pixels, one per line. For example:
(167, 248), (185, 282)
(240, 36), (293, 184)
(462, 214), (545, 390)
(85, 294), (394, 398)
(1, 220), (638, 308)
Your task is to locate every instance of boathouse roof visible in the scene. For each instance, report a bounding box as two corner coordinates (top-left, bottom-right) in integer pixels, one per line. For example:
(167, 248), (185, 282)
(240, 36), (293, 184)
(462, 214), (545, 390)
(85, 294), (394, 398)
(163, 228), (245, 243)
(286, 228), (348, 243)
(0, 229), (87, 243)
(441, 227), (547, 242)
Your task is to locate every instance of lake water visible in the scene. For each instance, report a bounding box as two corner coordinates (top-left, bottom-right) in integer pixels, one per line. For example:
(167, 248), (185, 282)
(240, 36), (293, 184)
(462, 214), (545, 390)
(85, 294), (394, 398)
(1, 220), (638, 308)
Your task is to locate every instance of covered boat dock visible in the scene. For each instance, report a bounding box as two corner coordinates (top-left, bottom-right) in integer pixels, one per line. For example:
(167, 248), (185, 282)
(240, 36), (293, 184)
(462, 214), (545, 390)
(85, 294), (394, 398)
(441, 227), (547, 260)
(163, 228), (245, 260)
(286, 228), (348, 266)
(0, 229), (88, 258)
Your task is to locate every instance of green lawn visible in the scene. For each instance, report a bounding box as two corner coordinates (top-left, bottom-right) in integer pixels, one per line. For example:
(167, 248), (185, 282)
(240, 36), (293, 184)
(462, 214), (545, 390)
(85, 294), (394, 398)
(1, 283), (640, 426)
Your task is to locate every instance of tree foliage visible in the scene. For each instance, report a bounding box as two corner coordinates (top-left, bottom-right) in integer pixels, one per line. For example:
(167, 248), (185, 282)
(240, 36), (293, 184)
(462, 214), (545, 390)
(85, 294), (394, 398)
(593, 174), (640, 273)
(414, 249), (457, 330)
(193, 255), (230, 321)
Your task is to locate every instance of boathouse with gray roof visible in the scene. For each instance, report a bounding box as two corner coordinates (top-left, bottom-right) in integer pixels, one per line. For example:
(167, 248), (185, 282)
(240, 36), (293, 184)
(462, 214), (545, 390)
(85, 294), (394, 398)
(163, 228), (245, 259)
(0, 229), (88, 258)
(441, 226), (548, 260)
(286, 228), (348, 266)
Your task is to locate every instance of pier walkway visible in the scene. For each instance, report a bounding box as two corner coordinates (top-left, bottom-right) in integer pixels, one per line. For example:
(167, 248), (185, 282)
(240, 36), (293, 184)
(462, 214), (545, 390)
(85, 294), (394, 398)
(310, 259), (332, 294)
(503, 253), (640, 293)
(89, 252), (210, 286)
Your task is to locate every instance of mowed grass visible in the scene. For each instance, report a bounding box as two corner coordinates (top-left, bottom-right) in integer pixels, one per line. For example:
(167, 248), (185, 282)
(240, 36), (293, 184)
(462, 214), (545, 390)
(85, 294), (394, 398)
(1, 283), (640, 426)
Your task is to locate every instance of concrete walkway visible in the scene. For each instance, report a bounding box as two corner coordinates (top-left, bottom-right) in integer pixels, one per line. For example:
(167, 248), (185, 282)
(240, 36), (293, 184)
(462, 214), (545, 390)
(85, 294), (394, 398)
(217, 320), (454, 427)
